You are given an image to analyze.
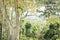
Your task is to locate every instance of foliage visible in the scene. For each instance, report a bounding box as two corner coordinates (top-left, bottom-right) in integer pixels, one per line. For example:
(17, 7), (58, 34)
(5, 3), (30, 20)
(0, 0), (60, 40)
(25, 23), (32, 37)
(2, 29), (9, 40)
(44, 23), (60, 40)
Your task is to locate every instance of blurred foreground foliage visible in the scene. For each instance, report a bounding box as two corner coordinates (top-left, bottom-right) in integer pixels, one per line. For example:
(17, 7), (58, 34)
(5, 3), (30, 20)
(19, 17), (60, 40)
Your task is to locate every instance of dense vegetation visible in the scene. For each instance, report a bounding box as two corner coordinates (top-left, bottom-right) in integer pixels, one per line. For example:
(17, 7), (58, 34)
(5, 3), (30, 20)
(19, 17), (60, 40)
(0, 0), (60, 40)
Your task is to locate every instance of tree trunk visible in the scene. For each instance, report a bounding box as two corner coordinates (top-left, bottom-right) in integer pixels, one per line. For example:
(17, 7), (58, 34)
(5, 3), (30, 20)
(10, 0), (20, 40)
(2, 0), (20, 40)
(0, 8), (2, 40)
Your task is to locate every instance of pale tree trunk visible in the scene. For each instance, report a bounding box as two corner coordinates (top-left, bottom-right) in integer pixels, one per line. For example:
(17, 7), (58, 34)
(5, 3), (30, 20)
(2, 0), (20, 40)
(9, 0), (20, 40)
(14, 0), (19, 40)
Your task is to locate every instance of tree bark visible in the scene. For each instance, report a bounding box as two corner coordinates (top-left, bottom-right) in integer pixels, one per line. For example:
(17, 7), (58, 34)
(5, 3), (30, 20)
(10, 0), (20, 40)
(0, 7), (2, 40)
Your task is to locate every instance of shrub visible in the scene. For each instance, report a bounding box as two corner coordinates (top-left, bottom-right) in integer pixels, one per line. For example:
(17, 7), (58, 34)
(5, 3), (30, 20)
(44, 23), (60, 40)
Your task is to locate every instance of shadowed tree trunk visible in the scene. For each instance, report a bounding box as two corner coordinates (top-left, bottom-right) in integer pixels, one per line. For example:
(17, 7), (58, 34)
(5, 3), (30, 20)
(2, 0), (10, 40)
(0, 8), (2, 40)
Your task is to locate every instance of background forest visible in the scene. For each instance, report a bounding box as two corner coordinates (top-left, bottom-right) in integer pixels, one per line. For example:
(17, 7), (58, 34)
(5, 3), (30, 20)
(0, 0), (60, 40)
